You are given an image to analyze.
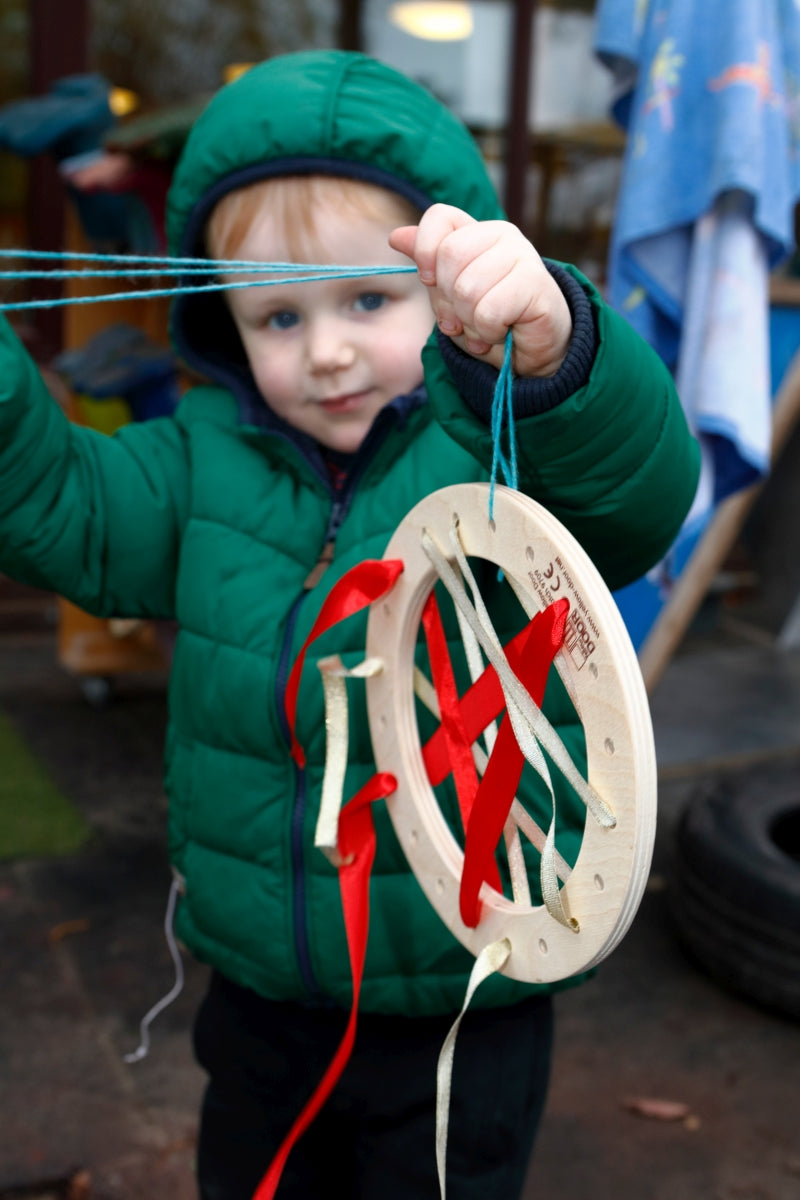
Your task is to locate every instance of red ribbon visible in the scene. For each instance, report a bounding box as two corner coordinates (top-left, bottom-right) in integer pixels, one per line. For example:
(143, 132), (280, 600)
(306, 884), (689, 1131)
(421, 590), (502, 893)
(284, 558), (404, 767)
(457, 598), (568, 927)
(258, 557), (568, 1199)
(252, 772), (396, 1200)
(421, 593), (481, 827)
(255, 554), (405, 1200)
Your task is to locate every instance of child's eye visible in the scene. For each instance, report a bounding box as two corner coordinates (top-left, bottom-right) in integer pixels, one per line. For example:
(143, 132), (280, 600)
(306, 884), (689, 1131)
(354, 292), (386, 313)
(267, 310), (299, 330)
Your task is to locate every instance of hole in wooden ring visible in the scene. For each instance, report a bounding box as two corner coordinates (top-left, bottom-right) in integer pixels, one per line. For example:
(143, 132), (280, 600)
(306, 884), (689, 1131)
(538, 938), (548, 955)
(435, 878), (445, 895)
(594, 873), (605, 891)
(604, 737), (615, 755)
(410, 829), (419, 846)
(525, 545), (535, 562)
(588, 662), (598, 679)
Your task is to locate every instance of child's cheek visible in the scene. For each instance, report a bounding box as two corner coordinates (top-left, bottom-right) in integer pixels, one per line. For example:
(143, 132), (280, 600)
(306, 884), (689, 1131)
(252, 348), (295, 411)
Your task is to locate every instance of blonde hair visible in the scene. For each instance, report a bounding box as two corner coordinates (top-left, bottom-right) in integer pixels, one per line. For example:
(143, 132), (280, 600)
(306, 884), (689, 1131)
(206, 175), (421, 262)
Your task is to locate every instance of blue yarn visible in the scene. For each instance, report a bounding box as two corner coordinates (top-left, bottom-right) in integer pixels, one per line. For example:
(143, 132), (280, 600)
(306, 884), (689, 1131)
(0, 266), (369, 279)
(0, 248), (240, 266)
(489, 330), (518, 519)
(0, 247), (418, 273)
(0, 266), (417, 311)
(0, 248), (416, 309)
(1, 245), (517, 512)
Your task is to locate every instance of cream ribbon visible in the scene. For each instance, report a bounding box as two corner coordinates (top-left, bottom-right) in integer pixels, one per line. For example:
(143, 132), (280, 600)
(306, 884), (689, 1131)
(436, 937), (512, 1199)
(316, 654), (384, 866)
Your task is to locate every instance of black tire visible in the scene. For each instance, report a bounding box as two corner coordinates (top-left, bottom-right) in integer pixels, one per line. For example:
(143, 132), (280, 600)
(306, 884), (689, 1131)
(668, 778), (800, 1021)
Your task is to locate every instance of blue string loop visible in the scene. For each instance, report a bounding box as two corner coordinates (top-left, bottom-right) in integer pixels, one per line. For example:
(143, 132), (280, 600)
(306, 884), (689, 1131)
(0, 252), (417, 313)
(489, 330), (518, 519)
(1, 248), (520, 525)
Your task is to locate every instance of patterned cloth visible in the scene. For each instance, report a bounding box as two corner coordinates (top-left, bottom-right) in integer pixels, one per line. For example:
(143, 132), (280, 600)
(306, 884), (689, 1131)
(595, 0), (800, 638)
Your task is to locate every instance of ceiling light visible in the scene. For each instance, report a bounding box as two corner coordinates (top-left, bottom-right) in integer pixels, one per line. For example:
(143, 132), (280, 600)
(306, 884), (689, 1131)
(388, 2), (474, 42)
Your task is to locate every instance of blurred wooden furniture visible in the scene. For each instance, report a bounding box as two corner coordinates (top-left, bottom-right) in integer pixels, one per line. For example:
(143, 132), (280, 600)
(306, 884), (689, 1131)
(56, 206), (171, 701)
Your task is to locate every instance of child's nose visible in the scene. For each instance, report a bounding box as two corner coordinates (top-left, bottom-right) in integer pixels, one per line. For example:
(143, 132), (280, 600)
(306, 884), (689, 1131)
(307, 316), (356, 373)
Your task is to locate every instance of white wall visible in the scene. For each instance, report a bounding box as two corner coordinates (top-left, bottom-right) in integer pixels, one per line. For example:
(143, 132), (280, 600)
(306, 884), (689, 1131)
(364, 1), (613, 131)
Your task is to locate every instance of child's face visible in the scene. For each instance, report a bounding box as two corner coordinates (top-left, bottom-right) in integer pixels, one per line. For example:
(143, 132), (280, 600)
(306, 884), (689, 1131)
(221, 198), (433, 454)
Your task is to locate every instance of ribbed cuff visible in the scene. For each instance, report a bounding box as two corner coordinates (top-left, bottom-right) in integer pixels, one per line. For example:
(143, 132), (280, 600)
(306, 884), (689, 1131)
(436, 261), (598, 422)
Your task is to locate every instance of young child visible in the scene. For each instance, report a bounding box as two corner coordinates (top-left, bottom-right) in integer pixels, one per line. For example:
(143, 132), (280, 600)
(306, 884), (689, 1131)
(0, 51), (699, 1199)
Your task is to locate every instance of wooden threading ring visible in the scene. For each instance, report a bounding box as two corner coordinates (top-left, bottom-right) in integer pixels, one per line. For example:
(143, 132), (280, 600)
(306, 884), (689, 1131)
(365, 483), (657, 984)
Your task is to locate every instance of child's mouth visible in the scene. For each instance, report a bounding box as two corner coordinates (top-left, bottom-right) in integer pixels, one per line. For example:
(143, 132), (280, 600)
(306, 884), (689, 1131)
(318, 391), (369, 414)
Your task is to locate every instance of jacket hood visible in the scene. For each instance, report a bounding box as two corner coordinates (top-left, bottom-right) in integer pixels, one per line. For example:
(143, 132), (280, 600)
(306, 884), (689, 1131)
(166, 50), (505, 394)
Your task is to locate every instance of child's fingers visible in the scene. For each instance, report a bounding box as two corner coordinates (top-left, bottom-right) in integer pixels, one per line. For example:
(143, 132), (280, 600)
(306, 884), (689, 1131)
(431, 234), (544, 357)
(387, 225), (418, 263)
(396, 203), (478, 285)
(460, 330), (493, 357)
(432, 301), (464, 339)
(443, 241), (532, 342)
(392, 205), (571, 375)
(388, 218), (472, 341)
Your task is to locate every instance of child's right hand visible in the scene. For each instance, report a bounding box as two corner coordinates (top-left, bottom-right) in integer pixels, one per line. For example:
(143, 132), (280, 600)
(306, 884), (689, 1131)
(389, 203), (572, 379)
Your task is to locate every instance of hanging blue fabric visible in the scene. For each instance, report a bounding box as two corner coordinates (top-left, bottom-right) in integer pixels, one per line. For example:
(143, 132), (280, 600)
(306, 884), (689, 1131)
(595, 0), (800, 504)
(594, 0), (800, 650)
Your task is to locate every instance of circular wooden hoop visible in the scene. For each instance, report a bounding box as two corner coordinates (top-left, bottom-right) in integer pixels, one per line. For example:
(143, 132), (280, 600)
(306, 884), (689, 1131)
(365, 483), (657, 984)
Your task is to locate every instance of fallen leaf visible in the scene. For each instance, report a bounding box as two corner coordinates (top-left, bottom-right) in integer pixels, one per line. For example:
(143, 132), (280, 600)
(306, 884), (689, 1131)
(622, 1096), (692, 1121)
(47, 918), (90, 945)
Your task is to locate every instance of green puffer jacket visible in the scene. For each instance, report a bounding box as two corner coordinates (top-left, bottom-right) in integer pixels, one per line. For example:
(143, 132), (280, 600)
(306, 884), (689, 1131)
(0, 51), (699, 1016)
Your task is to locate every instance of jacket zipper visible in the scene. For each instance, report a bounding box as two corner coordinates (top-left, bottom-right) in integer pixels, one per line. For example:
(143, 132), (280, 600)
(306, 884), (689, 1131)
(273, 487), (363, 997)
(274, 593), (320, 996)
(273, 409), (401, 999)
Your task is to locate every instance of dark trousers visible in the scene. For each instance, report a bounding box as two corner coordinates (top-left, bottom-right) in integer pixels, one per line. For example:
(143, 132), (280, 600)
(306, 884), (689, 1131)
(193, 971), (553, 1200)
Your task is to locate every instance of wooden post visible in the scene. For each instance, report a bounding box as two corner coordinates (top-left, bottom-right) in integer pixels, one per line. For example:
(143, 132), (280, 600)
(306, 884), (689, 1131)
(338, 0), (364, 51)
(504, 0), (537, 230)
(27, 0), (90, 358)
